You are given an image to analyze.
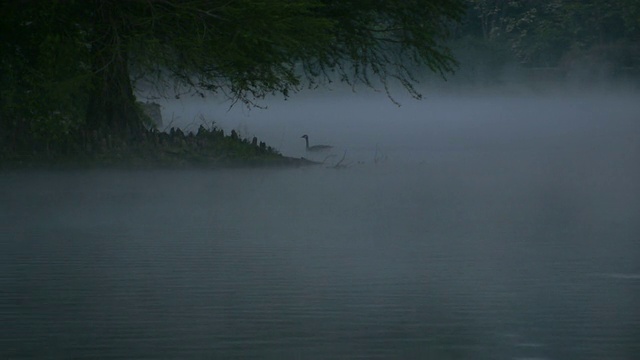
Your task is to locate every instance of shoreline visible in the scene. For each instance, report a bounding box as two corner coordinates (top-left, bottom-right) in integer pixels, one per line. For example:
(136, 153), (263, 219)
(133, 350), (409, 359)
(0, 126), (321, 171)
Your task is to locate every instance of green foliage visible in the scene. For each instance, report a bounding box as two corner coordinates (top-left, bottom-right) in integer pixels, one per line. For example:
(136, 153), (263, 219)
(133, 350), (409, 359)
(1, 0), (464, 155)
(305, 1), (466, 100)
(457, 0), (640, 69)
(0, 1), (92, 153)
(126, 0), (465, 104)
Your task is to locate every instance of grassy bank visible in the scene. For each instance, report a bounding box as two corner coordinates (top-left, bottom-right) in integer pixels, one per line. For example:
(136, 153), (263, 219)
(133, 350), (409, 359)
(0, 125), (318, 170)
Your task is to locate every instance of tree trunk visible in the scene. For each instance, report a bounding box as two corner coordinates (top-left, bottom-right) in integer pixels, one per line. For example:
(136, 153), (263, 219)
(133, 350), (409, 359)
(86, 1), (142, 140)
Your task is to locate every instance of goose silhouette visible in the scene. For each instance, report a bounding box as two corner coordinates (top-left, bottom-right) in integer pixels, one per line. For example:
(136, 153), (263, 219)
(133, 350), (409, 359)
(301, 134), (333, 152)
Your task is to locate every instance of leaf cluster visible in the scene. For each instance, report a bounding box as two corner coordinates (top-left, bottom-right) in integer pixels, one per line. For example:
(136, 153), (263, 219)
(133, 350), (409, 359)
(1, 1), (93, 151)
(123, 0), (465, 104)
(1, 0), (465, 154)
(457, 0), (640, 68)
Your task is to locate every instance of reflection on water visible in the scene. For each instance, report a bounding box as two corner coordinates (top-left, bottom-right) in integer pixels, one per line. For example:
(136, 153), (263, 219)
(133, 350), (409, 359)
(1, 156), (638, 359)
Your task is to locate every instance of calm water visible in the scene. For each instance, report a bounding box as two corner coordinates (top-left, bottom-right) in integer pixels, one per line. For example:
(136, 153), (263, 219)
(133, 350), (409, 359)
(1, 156), (638, 359)
(1, 94), (640, 359)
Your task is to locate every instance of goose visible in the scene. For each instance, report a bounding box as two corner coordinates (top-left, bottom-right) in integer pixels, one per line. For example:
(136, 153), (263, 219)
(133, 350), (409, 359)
(301, 134), (333, 152)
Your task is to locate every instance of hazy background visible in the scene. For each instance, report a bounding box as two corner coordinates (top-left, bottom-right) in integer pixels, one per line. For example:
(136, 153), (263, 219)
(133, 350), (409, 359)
(153, 81), (639, 167)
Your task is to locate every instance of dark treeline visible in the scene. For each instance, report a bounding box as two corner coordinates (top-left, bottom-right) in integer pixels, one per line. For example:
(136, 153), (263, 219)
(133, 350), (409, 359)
(451, 0), (640, 83)
(1, 0), (638, 164)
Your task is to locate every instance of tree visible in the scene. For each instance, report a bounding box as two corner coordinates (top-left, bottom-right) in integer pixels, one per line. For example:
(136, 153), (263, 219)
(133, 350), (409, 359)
(1, 1), (93, 153)
(456, 0), (640, 69)
(1, 0), (465, 148)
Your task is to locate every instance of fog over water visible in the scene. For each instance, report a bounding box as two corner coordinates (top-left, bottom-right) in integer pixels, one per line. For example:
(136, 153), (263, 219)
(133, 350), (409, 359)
(160, 85), (639, 165)
(1, 85), (639, 358)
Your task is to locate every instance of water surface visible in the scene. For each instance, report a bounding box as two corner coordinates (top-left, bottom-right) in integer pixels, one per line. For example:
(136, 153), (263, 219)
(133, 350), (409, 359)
(1, 94), (639, 359)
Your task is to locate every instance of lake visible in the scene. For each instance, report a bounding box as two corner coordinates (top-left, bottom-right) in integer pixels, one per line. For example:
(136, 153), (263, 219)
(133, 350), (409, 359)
(1, 93), (639, 359)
